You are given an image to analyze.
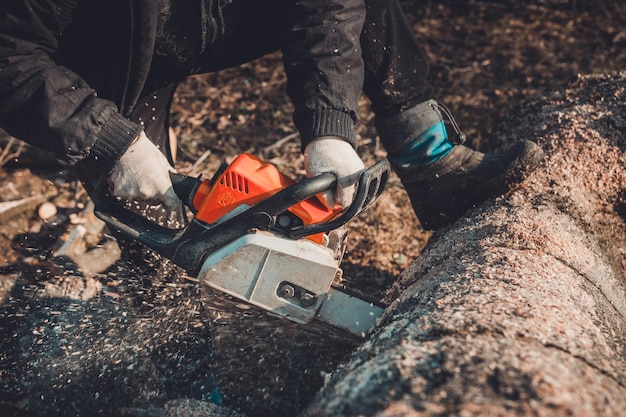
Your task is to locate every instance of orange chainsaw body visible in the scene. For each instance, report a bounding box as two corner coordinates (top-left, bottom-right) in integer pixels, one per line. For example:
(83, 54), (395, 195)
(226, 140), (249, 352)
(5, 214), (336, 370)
(191, 153), (339, 244)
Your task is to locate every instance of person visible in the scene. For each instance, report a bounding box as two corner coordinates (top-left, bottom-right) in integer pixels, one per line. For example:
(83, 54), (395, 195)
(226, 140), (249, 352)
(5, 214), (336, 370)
(0, 1), (546, 411)
(0, 0), (543, 233)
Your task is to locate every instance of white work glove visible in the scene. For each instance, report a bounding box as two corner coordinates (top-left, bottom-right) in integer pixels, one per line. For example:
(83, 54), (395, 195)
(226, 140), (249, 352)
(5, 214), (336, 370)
(304, 136), (365, 209)
(108, 131), (181, 210)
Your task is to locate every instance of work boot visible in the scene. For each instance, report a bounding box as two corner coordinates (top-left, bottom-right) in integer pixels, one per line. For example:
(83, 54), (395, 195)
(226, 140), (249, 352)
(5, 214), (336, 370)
(376, 100), (544, 230)
(395, 140), (543, 230)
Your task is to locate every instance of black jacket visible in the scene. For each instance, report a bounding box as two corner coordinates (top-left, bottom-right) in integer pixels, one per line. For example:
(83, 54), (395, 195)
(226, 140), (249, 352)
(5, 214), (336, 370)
(0, 0), (365, 175)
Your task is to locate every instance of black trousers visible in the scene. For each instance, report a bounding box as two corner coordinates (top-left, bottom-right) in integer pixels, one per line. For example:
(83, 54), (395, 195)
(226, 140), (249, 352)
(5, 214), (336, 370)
(197, 0), (432, 112)
(137, 0), (434, 162)
(188, 0), (433, 114)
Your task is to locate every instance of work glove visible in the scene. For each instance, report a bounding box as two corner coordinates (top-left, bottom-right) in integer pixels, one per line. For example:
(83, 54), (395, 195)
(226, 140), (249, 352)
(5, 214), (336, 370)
(304, 136), (365, 209)
(108, 131), (181, 210)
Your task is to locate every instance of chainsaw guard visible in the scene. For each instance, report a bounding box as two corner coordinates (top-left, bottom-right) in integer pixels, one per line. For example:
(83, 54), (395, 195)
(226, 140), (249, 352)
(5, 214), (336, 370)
(198, 230), (338, 324)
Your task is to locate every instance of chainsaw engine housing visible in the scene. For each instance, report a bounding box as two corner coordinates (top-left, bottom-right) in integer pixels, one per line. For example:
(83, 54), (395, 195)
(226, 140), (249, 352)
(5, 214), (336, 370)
(198, 230), (341, 324)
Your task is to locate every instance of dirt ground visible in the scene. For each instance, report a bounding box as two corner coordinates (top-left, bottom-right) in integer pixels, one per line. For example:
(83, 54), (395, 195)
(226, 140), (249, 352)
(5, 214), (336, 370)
(1, 1), (625, 416)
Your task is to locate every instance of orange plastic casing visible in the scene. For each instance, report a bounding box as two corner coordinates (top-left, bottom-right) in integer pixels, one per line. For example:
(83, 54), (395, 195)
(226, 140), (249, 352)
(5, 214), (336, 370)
(192, 154), (338, 244)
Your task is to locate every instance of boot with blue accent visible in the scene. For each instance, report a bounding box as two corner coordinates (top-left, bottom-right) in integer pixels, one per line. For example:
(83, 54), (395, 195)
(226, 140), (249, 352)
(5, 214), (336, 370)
(376, 100), (544, 230)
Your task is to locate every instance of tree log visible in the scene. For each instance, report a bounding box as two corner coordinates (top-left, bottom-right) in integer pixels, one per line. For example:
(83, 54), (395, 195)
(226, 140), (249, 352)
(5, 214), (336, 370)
(301, 72), (626, 416)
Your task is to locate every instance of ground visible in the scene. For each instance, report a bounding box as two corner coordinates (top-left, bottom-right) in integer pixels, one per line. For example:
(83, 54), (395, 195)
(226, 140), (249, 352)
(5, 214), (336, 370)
(0, 1), (625, 416)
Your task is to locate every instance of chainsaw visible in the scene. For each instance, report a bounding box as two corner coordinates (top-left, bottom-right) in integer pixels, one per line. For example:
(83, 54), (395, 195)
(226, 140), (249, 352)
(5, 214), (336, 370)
(93, 153), (390, 339)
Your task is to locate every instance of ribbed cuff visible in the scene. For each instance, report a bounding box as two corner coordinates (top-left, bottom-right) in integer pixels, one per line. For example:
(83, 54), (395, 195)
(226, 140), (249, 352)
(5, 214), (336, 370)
(87, 111), (142, 175)
(298, 108), (357, 150)
(55, 0), (77, 30)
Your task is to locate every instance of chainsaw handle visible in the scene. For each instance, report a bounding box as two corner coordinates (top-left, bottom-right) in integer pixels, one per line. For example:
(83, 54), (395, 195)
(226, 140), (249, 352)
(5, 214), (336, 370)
(169, 172), (202, 211)
(92, 160), (388, 274)
(91, 168), (341, 273)
(90, 178), (183, 256)
(288, 159), (390, 239)
(167, 170), (342, 214)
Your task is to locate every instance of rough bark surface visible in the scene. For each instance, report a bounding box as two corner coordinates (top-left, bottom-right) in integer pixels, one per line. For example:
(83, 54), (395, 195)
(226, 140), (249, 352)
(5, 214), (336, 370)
(301, 72), (626, 416)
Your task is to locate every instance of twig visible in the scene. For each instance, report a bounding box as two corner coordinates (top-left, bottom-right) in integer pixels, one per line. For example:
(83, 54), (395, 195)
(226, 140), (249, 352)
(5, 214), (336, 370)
(0, 137), (25, 167)
(262, 132), (300, 153)
(0, 195), (45, 223)
(186, 149), (212, 177)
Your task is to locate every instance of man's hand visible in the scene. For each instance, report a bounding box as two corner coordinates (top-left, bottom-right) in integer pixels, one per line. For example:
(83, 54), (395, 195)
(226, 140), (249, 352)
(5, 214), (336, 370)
(108, 131), (181, 210)
(304, 136), (365, 209)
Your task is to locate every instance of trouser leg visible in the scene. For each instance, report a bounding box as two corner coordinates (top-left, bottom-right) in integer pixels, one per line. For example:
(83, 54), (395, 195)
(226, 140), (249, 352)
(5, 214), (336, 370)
(361, 0), (433, 118)
(360, 0), (544, 230)
(130, 85), (178, 165)
(360, 0), (452, 161)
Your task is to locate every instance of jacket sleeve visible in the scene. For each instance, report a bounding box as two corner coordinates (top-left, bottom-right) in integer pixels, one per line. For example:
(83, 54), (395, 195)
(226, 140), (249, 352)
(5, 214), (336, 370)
(0, 0), (141, 174)
(280, 0), (366, 150)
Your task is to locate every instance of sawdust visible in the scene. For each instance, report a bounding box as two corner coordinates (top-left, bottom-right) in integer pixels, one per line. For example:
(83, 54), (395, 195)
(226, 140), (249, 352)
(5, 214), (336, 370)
(0, 1), (625, 416)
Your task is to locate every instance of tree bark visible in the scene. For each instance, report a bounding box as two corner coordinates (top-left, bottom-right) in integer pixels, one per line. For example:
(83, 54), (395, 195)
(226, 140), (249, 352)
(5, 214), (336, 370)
(301, 72), (626, 416)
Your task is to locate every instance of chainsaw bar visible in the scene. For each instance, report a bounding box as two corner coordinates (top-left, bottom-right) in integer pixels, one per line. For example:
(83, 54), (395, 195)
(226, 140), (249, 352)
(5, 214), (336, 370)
(317, 285), (387, 338)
